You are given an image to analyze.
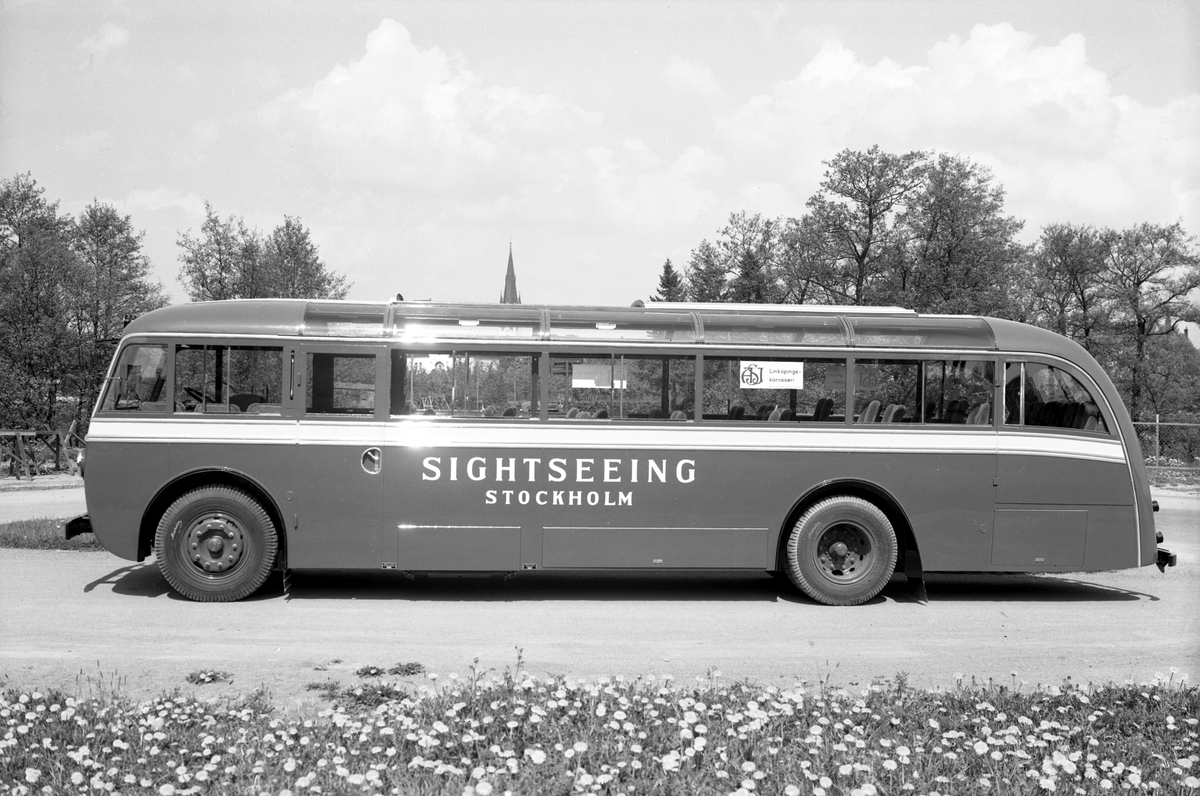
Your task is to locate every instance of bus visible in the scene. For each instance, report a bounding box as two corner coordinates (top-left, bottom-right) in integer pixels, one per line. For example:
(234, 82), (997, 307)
(67, 299), (1177, 605)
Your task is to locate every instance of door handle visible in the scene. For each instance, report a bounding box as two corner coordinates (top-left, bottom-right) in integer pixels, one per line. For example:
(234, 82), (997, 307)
(361, 447), (382, 474)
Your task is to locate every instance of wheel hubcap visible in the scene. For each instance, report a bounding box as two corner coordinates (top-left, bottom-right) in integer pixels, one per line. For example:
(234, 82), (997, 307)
(816, 523), (871, 583)
(185, 515), (245, 575)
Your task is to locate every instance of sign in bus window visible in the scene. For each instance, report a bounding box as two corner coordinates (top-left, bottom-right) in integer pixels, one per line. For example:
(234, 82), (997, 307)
(549, 355), (694, 420)
(703, 357), (844, 421)
(397, 351), (537, 418)
(924, 360), (994, 425)
(102, 344), (167, 412)
(853, 360), (920, 424)
(174, 345), (283, 414)
(306, 353), (376, 415)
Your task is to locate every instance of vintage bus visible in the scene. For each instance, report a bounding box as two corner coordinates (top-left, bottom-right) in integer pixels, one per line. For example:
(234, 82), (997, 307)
(67, 299), (1177, 605)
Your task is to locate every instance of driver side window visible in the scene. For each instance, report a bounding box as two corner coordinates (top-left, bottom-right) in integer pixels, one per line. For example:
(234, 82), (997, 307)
(174, 344), (284, 415)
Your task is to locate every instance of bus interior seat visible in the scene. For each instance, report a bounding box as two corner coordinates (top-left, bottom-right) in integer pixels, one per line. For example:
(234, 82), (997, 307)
(1084, 414), (1098, 431)
(779, 408), (793, 421)
(670, 410), (687, 421)
(565, 407), (579, 418)
(730, 406), (746, 420)
(594, 409), (609, 419)
(1026, 401), (1045, 425)
(756, 405), (772, 420)
(857, 400), (880, 424)
(767, 407), (782, 422)
(230, 393), (265, 412)
(246, 403), (281, 414)
(577, 411), (591, 419)
(965, 402), (991, 425)
(813, 398), (833, 422)
(649, 408), (666, 419)
(881, 403), (901, 423)
(501, 406), (517, 417)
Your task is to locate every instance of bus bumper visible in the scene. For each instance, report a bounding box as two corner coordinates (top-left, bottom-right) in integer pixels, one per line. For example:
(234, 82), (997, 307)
(1156, 547), (1177, 572)
(65, 514), (92, 540)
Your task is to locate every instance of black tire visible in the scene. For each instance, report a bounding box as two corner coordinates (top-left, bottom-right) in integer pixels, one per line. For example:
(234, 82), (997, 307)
(154, 486), (278, 602)
(784, 495), (897, 606)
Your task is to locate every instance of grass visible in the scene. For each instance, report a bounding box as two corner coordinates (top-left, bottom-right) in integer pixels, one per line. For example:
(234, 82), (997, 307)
(2, 663), (1196, 796)
(0, 518), (102, 551)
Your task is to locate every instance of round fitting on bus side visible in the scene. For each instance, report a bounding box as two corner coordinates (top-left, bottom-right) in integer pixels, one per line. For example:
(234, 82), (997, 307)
(154, 486), (278, 602)
(784, 495), (897, 606)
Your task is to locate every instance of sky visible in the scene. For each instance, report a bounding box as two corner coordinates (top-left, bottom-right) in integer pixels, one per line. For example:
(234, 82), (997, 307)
(1, 0), (1197, 307)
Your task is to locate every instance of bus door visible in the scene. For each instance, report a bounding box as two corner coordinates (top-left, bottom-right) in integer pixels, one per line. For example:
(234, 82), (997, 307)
(289, 344), (386, 569)
(379, 348), (526, 571)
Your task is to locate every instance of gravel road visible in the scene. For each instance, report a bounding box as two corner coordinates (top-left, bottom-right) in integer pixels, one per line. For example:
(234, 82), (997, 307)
(1, 488), (1195, 710)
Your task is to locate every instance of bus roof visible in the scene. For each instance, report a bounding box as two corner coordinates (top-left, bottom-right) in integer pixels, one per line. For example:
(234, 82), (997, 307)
(122, 299), (1020, 350)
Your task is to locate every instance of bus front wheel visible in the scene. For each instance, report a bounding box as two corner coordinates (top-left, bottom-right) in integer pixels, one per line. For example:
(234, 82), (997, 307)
(154, 486), (278, 602)
(784, 496), (897, 606)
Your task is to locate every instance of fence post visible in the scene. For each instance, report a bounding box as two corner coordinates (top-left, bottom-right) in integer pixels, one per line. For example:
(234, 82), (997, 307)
(1155, 414), (1160, 464)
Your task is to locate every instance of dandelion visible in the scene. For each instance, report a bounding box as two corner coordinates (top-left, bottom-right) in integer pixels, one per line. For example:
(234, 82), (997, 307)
(24, 769), (40, 784)
(1183, 776), (1199, 788)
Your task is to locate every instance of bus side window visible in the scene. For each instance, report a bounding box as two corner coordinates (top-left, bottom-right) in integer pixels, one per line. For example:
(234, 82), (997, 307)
(924, 360), (995, 425)
(854, 360), (919, 424)
(702, 356), (842, 422)
(175, 345), (283, 414)
(550, 355), (694, 421)
(400, 351), (537, 418)
(102, 344), (167, 412)
(1023, 363), (1108, 434)
(306, 353), (376, 415)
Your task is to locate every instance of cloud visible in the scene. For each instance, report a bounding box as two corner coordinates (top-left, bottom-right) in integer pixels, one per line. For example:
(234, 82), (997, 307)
(261, 18), (712, 230)
(79, 23), (129, 70)
(664, 55), (723, 98)
(123, 187), (207, 218)
(718, 23), (1199, 235)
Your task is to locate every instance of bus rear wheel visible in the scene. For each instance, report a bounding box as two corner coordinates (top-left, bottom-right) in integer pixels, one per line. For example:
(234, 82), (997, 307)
(784, 496), (897, 606)
(154, 486), (278, 602)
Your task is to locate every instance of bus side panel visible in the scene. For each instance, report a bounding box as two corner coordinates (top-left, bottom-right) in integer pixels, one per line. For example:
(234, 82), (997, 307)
(83, 439), (169, 561)
(845, 451), (997, 571)
(167, 438), (296, 549)
(388, 446), (811, 571)
(997, 455), (1133, 506)
(996, 454), (1137, 570)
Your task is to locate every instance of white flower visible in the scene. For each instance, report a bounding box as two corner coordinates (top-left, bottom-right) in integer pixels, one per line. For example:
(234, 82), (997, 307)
(525, 749), (546, 765)
(573, 741), (589, 753)
(24, 769), (40, 784)
(475, 782), (493, 796)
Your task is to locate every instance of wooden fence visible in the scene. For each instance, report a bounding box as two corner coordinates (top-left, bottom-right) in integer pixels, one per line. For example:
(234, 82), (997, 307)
(0, 424), (84, 480)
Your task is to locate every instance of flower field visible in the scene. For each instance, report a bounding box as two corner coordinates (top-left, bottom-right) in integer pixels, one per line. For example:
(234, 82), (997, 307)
(2, 664), (1196, 795)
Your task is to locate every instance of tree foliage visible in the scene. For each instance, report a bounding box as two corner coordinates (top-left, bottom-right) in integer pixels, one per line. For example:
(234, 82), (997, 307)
(665, 146), (1200, 422)
(0, 174), (167, 434)
(177, 204), (349, 302)
(650, 259), (685, 302)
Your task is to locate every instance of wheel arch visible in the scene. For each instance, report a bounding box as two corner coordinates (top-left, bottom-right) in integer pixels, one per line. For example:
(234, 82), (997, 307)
(138, 467), (288, 568)
(775, 479), (919, 575)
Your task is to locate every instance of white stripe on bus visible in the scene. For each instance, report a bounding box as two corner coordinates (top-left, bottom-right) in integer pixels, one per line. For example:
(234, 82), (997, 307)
(87, 418), (1127, 464)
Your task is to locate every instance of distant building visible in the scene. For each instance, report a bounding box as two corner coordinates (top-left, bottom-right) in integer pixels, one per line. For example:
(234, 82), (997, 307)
(500, 245), (520, 304)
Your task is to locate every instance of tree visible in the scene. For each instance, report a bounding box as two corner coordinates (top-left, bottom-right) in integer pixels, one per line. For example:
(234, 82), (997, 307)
(177, 205), (350, 301)
(67, 201), (169, 432)
(685, 239), (728, 302)
(0, 173), (77, 430)
(262, 216), (349, 300)
(896, 154), (1025, 316)
(650, 259), (685, 302)
(176, 203), (257, 301)
(1028, 223), (1109, 352)
(1100, 222), (1200, 419)
(777, 215), (835, 305)
(806, 145), (928, 305)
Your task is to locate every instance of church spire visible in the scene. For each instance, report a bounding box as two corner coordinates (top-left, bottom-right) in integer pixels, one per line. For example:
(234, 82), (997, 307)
(500, 243), (521, 304)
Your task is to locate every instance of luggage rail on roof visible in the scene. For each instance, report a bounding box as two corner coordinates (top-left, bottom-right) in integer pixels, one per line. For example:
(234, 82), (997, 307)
(639, 301), (918, 316)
